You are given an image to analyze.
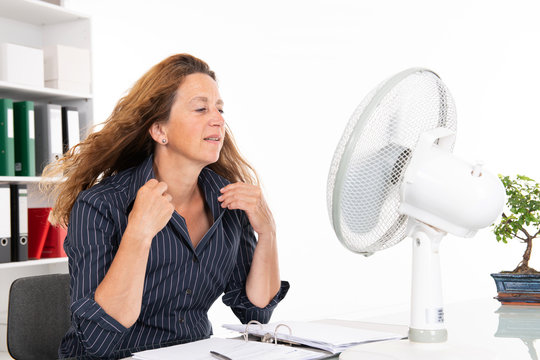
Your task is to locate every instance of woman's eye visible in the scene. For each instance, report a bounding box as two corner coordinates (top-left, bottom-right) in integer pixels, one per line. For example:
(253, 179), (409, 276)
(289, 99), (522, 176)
(195, 107), (223, 114)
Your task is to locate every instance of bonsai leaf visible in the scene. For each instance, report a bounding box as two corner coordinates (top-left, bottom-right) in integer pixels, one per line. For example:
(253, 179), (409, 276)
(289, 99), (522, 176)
(493, 174), (540, 273)
(493, 213), (520, 243)
(517, 175), (534, 182)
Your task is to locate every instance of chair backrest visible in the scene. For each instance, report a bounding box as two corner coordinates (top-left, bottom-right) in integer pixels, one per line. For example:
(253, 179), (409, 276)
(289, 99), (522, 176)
(7, 273), (71, 360)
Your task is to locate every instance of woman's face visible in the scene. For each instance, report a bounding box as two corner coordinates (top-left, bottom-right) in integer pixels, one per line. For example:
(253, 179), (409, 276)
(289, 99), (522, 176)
(164, 72), (225, 167)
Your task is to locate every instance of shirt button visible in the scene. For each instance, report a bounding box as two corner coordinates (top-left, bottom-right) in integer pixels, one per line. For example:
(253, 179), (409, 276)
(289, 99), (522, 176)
(192, 256), (199, 263)
(179, 317), (184, 324)
(186, 289), (192, 295)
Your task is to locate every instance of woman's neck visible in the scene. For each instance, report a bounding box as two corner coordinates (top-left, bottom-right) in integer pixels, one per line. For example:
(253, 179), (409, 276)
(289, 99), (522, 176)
(152, 152), (204, 210)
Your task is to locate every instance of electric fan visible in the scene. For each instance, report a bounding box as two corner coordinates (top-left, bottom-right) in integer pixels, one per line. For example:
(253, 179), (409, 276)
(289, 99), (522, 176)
(327, 68), (506, 359)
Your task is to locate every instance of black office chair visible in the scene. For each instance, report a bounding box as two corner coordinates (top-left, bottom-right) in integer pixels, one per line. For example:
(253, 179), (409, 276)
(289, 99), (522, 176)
(7, 273), (71, 360)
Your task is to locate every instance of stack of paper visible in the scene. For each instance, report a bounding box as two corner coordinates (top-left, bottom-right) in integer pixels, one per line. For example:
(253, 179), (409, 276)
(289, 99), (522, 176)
(223, 321), (404, 354)
(132, 337), (329, 360)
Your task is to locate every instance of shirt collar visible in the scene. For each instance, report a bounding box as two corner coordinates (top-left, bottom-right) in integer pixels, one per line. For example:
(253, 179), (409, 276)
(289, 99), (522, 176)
(198, 166), (231, 220)
(129, 154), (155, 199)
(123, 155), (155, 214)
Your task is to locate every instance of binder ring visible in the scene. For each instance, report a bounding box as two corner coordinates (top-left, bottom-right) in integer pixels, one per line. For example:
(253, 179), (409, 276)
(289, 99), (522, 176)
(273, 324), (292, 345)
(243, 320), (262, 342)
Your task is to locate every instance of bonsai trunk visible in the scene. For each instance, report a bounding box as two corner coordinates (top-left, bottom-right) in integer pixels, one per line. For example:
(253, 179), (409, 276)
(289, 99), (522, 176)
(512, 236), (539, 274)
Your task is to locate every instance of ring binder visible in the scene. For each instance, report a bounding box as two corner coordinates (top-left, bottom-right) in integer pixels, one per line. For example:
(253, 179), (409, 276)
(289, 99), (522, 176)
(242, 320), (296, 346)
(0, 184), (11, 263)
(10, 184), (28, 261)
(243, 320), (262, 342)
(274, 323), (293, 345)
(261, 332), (274, 344)
(224, 320), (406, 354)
(0, 236), (9, 263)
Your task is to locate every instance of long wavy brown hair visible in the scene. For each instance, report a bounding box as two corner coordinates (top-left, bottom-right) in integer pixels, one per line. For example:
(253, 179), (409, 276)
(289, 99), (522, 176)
(42, 54), (258, 226)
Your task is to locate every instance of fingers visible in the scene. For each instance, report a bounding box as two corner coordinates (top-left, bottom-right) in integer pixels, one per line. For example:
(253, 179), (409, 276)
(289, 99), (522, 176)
(163, 193), (173, 202)
(145, 178), (169, 195)
(220, 182), (259, 194)
(218, 182), (276, 235)
(219, 183), (262, 200)
(139, 179), (171, 202)
(218, 182), (261, 210)
(129, 179), (174, 242)
(219, 196), (258, 210)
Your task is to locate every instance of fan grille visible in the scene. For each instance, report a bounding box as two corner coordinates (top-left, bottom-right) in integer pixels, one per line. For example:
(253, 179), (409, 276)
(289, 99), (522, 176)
(327, 69), (457, 254)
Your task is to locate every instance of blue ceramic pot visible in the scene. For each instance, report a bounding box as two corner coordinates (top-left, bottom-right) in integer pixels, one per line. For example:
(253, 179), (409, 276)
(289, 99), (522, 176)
(491, 273), (540, 293)
(491, 273), (540, 305)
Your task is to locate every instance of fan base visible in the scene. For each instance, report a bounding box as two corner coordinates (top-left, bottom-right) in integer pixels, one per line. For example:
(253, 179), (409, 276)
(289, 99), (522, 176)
(339, 339), (497, 360)
(408, 327), (447, 342)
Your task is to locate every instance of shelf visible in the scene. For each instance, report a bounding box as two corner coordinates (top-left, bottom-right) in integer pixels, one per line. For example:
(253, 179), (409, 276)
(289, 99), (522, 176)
(0, 176), (61, 185)
(0, 176), (42, 185)
(0, 0), (89, 26)
(0, 0), (89, 354)
(0, 257), (67, 270)
(0, 352), (12, 360)
(0, 81), (92, 102)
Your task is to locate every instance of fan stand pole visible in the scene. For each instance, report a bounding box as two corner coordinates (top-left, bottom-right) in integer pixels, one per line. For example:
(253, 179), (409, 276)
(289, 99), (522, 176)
(409, 221), (447, 343)
(339, 221), (498, 360)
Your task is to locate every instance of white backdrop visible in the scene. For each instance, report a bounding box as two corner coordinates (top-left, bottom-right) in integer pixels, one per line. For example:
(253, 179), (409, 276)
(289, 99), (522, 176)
(65, 0), (540, 330)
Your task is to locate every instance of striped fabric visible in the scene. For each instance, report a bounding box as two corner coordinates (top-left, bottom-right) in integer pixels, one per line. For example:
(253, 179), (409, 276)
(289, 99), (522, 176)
(58, 155), (289, 359)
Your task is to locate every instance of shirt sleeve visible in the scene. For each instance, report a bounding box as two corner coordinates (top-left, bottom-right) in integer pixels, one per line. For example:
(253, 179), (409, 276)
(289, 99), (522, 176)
(222, 212), (290, 324)
(64, 195), (129, 358)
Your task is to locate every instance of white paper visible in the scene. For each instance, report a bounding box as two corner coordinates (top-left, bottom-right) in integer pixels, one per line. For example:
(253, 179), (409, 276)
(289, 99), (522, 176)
(223, 321), (404, 353)
(132, 337), (326, 360)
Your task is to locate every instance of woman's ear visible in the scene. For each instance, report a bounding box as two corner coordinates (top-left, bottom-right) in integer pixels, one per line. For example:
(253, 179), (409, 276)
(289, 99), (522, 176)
(149, 122), (167, 144)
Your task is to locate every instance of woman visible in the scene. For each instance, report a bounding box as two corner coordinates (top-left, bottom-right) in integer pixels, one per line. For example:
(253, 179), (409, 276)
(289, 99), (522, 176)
(43, 54), (289, 359)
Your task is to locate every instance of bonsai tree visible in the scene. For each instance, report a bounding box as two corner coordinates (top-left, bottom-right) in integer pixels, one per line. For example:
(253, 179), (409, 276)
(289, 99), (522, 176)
(493, 174), (540, 274)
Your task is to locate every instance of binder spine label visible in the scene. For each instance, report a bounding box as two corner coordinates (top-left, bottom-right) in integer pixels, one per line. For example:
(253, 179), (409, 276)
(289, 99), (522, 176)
(7, 108), (13, 138)
(29, 110), (35, 139)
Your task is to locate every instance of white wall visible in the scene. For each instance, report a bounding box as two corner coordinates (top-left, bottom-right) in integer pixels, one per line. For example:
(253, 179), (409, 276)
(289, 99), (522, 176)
(65, 0), (540, 329)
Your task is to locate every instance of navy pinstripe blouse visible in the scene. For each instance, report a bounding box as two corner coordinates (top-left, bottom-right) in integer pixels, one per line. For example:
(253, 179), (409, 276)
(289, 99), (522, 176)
(58, 155), (289, 359)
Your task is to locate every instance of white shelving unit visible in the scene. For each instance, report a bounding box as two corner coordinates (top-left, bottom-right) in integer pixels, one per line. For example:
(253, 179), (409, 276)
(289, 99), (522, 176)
(0, 80), (92, 101)
(0, 0), (93, 355)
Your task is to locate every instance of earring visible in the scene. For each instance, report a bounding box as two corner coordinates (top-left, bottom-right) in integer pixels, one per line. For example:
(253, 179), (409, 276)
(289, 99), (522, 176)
(161, 138), (167, 144)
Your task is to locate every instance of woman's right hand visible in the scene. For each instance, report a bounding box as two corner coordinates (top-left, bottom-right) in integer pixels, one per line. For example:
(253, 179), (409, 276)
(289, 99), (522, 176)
(94, 179), (173, 327)
(125, 179), (174, 245)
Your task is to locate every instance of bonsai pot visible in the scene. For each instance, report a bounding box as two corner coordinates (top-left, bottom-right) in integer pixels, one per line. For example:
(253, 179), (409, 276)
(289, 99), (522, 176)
(491, 273), (540, 305)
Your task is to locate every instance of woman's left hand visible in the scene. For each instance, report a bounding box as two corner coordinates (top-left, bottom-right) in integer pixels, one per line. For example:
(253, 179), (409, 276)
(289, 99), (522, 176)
(218, 182), (275, 236)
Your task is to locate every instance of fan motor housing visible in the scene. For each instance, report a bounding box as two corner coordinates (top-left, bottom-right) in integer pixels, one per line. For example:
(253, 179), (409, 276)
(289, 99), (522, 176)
(399, 130), (506, 237)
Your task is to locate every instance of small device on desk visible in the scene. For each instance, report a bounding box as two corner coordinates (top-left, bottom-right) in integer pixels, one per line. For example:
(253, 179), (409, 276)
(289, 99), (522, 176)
(210, 350), (232, 360)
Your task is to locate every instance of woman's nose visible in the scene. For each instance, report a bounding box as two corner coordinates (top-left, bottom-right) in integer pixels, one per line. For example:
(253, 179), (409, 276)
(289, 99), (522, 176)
(210, 109), (225, 126)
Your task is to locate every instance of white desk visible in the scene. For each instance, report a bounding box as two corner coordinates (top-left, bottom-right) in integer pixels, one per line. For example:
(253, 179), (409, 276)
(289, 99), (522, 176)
(337, 298), (539, 360)
(1, 298), (536, 359)
(122, 298), (536, 359)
